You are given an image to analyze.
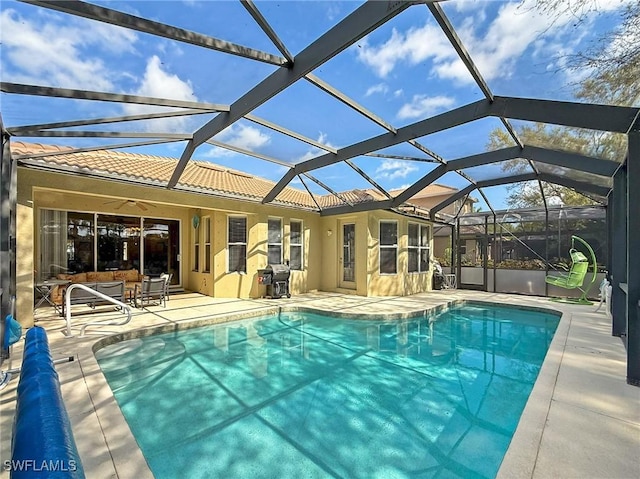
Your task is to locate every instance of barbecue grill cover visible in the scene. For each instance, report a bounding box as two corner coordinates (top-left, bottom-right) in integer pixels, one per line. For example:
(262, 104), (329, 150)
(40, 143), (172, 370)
(267, 264), (290, 280)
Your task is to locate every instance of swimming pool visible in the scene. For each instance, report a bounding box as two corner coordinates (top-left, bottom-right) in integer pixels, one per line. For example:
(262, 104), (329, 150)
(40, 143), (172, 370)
(96, 302), (560, 479)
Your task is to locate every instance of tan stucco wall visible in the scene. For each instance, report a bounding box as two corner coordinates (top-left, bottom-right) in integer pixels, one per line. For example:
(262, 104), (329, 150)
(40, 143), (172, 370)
(366, 211), (433, 296)
(18, 167), (324, 325)
(434, 236), (451, 261)
(16, 196), (34, 328)
(319, 214), (369, 296)
(408, 195), (473, 216)
(17, 166), (437, 325)
(318, 211), (433, 297)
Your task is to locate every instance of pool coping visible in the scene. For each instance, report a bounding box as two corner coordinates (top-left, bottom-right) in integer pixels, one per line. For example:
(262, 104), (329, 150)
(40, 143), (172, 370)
(496, 305), (570, 478)
(84, 298), (567, 478)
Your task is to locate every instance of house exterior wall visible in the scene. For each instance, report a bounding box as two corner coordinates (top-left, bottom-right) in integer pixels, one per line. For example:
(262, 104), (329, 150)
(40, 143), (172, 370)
(318, 211), (433, 297)
(17, 167), (435, 327)
(319, 213), (370, 296)
(17, 167), (324, 326)
(366, 210), (433, 296)
(406, 195), (473, 216)
(434, 235), (451, 262)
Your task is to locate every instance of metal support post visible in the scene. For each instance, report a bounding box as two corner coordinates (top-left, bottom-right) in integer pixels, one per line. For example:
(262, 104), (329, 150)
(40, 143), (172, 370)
(626, 125), (640, 386)
(611, 166), (627, 337)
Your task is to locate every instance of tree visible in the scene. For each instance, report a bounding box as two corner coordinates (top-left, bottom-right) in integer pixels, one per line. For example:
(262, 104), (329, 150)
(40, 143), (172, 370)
(488, 123), (620, 208)
(488, 1), (637, 208)
(530, 0), (639, 106)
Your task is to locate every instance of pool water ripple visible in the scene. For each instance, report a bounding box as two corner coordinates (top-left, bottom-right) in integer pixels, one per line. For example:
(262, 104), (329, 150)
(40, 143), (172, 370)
(96, 302), (559, 479)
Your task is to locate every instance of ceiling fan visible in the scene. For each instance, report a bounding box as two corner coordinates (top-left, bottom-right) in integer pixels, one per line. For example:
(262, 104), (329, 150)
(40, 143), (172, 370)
(103, 199), (156, 211)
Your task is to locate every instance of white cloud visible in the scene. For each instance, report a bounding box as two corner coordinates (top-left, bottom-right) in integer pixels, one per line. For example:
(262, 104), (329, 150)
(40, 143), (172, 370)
(203, 124), (272, 159)
(356, 0), (631, 84)
(452, 0), (488, 15)
(356, 24), (454, 79)
(130, 56), (196, 101)
(325, 3), (342, 22)
(365, 83), (389, 97)
(217, 124), (271, 151)
(296, 133), (335, 162)
(122, 56), (199, 132)
(397, 94), (456, 120)
(0, 8), (136, 90)
(375, 160), (418, 181)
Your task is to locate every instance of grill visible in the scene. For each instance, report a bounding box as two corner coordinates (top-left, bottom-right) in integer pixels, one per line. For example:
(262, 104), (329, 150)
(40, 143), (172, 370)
(257, 264), (291, 299)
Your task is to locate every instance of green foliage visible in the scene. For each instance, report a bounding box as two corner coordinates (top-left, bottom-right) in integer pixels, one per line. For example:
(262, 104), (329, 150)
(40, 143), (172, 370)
(493, 259), (547, 270)
(436, 256), (450, 267)
(486, 1), (637, 209)
(537, 0), (640, 106)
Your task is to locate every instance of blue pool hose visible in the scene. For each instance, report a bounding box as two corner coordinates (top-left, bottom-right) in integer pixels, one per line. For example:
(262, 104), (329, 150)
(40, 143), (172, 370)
(11, 326), (85, 478)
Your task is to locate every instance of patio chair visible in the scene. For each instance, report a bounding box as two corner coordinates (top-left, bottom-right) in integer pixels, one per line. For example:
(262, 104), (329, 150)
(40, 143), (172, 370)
(545, 235), (597, 304)
(95, 281), (125, 306)
(159, 273), (173, 302)
(134, 277), (167, 308)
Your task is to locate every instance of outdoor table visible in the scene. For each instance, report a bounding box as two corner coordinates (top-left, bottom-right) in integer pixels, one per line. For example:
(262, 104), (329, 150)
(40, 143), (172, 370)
(34, 279), (70, 315)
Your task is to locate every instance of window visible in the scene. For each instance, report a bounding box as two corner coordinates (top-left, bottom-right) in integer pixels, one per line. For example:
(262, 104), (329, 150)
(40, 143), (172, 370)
(408, 223), (430, 273)
(39, 209), (180, 282)
(203, 216), (211, 273)
(96, 215), (141, 271)
(40, 210), (94, 278)
(289, 220), (303, 270)
(267, 218), (282, 265)
(379, 221), (397, 274)
(193, 218), (200, 272)
(228, 216), (247, 273)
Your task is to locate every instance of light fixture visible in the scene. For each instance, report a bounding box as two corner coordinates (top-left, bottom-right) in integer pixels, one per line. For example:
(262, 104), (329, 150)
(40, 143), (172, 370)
(327, 229), (333, 237)
(192, 215), (200, 229)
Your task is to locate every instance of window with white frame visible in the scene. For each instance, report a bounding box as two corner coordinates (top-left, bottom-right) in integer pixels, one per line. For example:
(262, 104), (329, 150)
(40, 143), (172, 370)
(379, 221), (397, 274)
(228, 216), (247, 273)
(408, 223), (430, 273)
(289, 220), (303, 270)
(203, 216), (211, 273)
(267, 218), (282, 265)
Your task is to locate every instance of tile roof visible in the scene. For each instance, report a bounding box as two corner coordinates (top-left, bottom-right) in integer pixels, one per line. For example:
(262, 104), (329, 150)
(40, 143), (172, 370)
(389, 183), (459, 198)
(12, 142), (461, 212)
(11, 142), (317, 209)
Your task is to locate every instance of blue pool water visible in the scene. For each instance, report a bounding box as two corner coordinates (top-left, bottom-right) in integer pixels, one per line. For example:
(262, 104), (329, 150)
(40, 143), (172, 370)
(96, 303), (560, 479)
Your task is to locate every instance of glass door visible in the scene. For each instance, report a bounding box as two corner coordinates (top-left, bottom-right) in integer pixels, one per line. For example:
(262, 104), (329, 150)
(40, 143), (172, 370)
(96, 215), (141, 271)
(143, 219), (180, 284)
(340, 222), (356, 289)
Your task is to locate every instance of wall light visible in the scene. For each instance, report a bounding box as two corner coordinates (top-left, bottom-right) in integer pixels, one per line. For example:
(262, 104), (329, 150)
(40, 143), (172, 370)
(327, 229), (333, 237)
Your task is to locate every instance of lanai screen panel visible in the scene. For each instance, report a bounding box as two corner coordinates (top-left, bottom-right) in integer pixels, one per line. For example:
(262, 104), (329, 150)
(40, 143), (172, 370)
(3, 0), (638, 216)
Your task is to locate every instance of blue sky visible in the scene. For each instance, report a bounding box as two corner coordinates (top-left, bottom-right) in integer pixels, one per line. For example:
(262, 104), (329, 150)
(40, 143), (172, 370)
(0, 0), (630, 210)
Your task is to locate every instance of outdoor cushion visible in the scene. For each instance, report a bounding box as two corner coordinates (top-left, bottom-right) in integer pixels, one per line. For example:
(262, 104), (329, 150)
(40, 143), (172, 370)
(56, 273), (88, 283)
(71, 273), (87, 283)
(114, 269), (141, 282)
(87, 271), (115, 282)
(50, 270), (142, 305)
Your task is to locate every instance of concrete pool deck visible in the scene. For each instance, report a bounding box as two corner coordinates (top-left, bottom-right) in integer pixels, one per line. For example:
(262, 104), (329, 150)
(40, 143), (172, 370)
(1, 290), (638, 478)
